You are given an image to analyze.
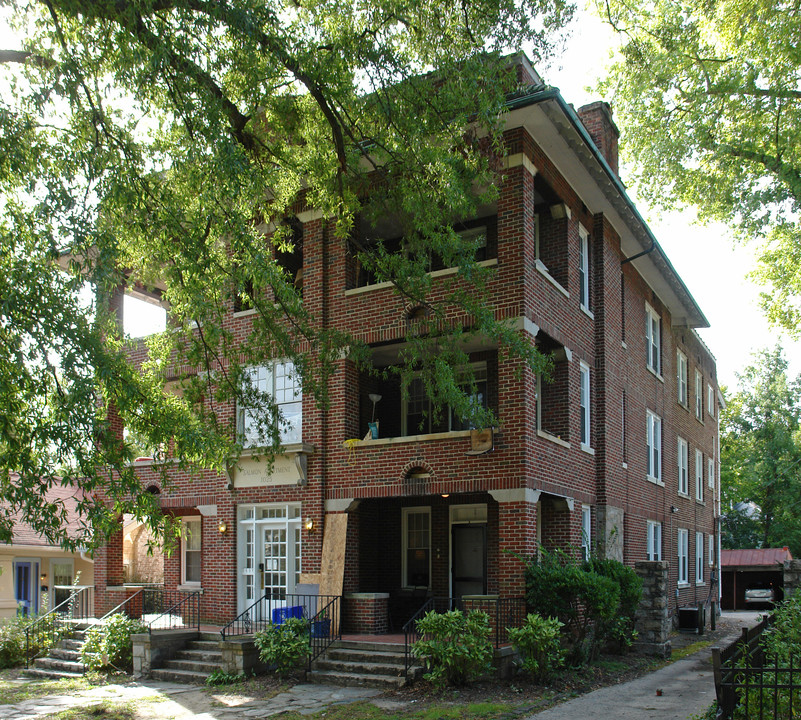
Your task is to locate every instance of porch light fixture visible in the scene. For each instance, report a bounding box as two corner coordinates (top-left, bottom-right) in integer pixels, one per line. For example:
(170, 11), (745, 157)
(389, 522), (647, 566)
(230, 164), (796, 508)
(368, 393), (382, 422)
(441, 494), (450, 499)
(218, 520), (228, 534)
(40, 573), (47, 583)
(305, 518), (316, 534)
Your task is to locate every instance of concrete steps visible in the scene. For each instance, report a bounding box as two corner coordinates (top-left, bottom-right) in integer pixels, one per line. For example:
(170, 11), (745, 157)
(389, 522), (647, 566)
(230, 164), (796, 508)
(25, 629), (88, 680)
(150, 636), (225, 684)
(308, 640), (421, 689)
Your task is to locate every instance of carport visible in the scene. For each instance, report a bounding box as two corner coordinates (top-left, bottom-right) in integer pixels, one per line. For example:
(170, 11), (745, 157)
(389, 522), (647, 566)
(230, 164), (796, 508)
(721, 547), (792, 610)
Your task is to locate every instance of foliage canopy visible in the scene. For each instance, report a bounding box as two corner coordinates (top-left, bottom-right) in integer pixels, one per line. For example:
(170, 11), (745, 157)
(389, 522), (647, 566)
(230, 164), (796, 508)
(0, 0), (572, 546)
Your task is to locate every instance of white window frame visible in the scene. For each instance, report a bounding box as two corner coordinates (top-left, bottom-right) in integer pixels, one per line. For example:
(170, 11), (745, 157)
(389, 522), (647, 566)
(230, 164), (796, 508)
(677, 437), (689, 496)
(238, 360), (302, 446)
(645, 303), (661, 375)
(708, 457), (715, 490)
(646, 410), (662, 484)
(580, 361), (591, 449)
(678, 528), (689, 585)
(696, 531), (704, 584)
(579, 225), (590, 312)
(647, 520), (662, 561)
(402, 507), (432, 589)
(708, 383), (715, 418)
(581, 505), (592, 561)
(695, 369), (703, 420)
(181, 516), (202, 587)
(695, 449), (704, 502)
(677, 350), (688, 407)
(709, 534), (715, 566)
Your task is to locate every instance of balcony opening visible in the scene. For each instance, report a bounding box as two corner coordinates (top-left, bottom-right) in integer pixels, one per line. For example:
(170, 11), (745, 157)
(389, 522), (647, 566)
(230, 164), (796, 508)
(532, 176), (569, 290)
(537, 333), (570, 442)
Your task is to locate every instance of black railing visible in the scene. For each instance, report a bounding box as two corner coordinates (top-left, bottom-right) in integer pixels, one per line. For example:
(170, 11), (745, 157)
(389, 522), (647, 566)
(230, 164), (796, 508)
(711, 613), (797, 719)
(308, 595), (341, 669)
(24, 585), (95, 668)
(403, 596), (527, 679)
(219, 592), (340, 640)
(100, 587), (145, 621)
(144, 590), (201, 632)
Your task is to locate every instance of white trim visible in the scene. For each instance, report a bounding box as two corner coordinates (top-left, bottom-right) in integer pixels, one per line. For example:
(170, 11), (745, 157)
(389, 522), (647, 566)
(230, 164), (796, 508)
(579, 361), (591, 449)
(677, 528), (689, 585)
(581, 505), (592, 561)
(695, 448), (704, 502)
(645, 303), (661, 375)
(646, 520), (662, 561)
(696, 531), (704, 584)
(578, 225), (590, 312)
(695, 369), (704, 420)
(535, 260), (571, 297)
(181, 517), (202, 586)
(646, 410), (662, 483)
(676, 349), (688, 407)
(344, 259), (499, 296)
(677, 436), (689, 496)
(488, 488), (541, 505)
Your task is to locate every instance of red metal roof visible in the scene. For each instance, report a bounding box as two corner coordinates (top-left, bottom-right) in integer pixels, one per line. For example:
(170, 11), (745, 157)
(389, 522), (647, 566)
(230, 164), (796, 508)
(722, 547), (793, 568)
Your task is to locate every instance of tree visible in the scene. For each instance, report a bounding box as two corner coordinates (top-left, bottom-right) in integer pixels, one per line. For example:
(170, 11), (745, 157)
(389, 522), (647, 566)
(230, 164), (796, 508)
(596, 0), (801, 331)
(0, 1), (572, 547)
(719, 347), (801, 555)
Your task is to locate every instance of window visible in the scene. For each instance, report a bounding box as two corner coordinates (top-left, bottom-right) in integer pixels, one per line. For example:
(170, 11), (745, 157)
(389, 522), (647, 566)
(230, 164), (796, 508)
(677, 528), (689, 585)
(677, 350), (688, 406)
(579, 226), (590, 311)
(621, 391), (628, 463)
(645, 304), (661, 374)
(677, 437), (689, 496)
(695, 449), (704, 502)
(581, 505), (592, 561)
(696, 531), (704, 584)
(708, 384), (715, 418)
(708, 457), (715, 490)
(405, 362), (487, 436)
(238, 360), (302, 446)
(182, 517), (202, 586)
(646, 410), (662, 483)
(403, 508), (431, 587)
(709, 534), (715, 566)
(580, 362), (591, 448)
(647, 521), (662, 561)
(695, 369), (703, 420)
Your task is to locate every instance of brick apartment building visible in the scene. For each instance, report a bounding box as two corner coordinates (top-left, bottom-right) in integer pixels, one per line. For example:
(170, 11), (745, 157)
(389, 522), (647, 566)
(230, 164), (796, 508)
(92, 55), (720, 633)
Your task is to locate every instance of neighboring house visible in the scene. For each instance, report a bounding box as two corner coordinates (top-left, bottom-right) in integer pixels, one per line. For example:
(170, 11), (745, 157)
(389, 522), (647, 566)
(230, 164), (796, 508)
(122, 515), (164, 585)
(0, 482), (94, 618)
(721, 547), (791, 611)
(90, 54), (720, 631)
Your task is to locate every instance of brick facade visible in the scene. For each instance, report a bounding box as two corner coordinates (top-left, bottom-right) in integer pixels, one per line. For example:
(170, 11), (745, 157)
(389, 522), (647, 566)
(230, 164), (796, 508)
(93, 60), (719, 629)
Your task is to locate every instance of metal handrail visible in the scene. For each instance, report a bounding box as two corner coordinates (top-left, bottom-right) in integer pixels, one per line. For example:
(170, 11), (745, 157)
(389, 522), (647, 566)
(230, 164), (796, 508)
(219, 593), (341, 640)
(145, 591), (201, 633)
(403, 597), (434, 678)
(24, 585), (94, 668)
(307, 595), (341, 669)
(100, 587), (145, 621)
(220, 592), (270, 639)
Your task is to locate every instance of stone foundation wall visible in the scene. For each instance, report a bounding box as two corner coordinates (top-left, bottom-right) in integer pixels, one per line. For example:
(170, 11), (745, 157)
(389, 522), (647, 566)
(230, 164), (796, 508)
(633, 560), (671, 658)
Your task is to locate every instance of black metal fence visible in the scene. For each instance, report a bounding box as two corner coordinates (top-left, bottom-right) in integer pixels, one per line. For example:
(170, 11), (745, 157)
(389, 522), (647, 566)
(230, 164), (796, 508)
(712, 613), (801, 719)
(24, 585), (95, 667)
(220, 592), (341, 640)
(143, 589), (201, 632)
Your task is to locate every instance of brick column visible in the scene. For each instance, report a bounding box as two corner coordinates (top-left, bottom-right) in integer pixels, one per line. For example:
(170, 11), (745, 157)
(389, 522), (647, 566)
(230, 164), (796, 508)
(489, 489), (538, 597)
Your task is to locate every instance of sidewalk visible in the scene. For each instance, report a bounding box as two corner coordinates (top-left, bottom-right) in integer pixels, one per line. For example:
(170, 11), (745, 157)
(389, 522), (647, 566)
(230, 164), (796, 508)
(523, 611), (762, 720)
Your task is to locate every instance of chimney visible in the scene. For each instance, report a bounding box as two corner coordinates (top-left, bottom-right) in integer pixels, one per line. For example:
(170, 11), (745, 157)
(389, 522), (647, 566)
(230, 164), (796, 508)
(577, 101), (620, 177)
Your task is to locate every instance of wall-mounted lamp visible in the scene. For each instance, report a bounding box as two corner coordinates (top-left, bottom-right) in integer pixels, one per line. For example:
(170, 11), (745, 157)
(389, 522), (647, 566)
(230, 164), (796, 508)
(305, 518), (316, 534)
(441, 494), (450, 499)
(40, 573), (47, 583)
(218, 520), (228, 534)
(670, 506), (679, 514)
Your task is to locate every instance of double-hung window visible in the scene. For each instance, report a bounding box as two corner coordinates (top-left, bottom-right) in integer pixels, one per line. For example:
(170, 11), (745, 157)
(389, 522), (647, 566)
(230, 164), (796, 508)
(695, 449), (704, 502)
(677, 529), (689, 585)
(695, 369), (703, 419)
(708, 457), (715, 490)
(402, 508), (431, 588)
(581, 505), (592, 561)
(182, 517), (202, 586)
(708, 384), (715, 419)
(645, 304), (661, 374)
(579, 226), (590, 312)
(677, 437), (689, 496)
(696, 531), (704, 584)
(646, 410), (662, 483)
(580, 362), (591, 449)
(647, 521), (662, 561)
(677, 350), (688, 406)
(239, 360), (302, 446)
(709, 535), (715, 566)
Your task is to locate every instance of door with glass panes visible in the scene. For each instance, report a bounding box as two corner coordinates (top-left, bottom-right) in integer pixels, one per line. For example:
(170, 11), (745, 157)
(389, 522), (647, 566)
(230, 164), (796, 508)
(238, 504), (302, 615)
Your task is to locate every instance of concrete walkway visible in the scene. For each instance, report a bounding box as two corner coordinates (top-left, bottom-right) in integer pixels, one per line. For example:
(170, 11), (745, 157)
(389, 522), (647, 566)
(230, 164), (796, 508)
(523, 611), (763, 720)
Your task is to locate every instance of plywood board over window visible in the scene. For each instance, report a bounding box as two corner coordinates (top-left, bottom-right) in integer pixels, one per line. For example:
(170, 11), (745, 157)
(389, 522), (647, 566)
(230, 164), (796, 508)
(319, 513), (348, 599)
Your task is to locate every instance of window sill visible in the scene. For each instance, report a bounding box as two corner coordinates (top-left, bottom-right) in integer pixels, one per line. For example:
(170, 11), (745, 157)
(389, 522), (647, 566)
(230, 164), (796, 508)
(537, 429), (571, 449)
(240, 443), (315, 457)
(678, 401), (689, 412)
(535, 260), (570, 298)
(177, 584), (204, 593)
(580, 304), (594, 321)
(646, 365), (664, 383)
(695, 582), (706, 587)
(678, 582), (690, 589)
(696, 499), (706, 506)
(343, 429), (476, 449)
(646, 475), (664, 487)
(344, 259), (498, 296)
(678, 491), (690, 499)
(696, 416), (705, 425)
(580, 443), (595, 456)
(232, 308), (258, 318)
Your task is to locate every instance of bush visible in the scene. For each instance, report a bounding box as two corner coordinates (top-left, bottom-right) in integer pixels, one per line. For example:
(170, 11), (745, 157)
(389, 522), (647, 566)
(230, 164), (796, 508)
(507, 613), (565, 681)
(0, 612), (59, 669)
(585, 557), (642, 651)
(80, 613), (146, 672)
(412, 609), (493, 686)
(254, 617), (310, 677)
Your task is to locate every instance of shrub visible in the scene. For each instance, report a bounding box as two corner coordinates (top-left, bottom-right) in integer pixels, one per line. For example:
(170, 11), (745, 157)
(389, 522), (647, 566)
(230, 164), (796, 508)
(507, 613), (565, 681)
(80, 613), (146, 672)
(412, 609), (493, 686)
(586, 557), (642, 651)
(254, 617), (310, 677)
(0, 612), (59, 669)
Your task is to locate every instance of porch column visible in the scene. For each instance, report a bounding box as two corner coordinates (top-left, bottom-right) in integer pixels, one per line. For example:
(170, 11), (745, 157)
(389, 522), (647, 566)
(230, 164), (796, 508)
(489, 489), (539, 597)
(94, 526), (124, 616)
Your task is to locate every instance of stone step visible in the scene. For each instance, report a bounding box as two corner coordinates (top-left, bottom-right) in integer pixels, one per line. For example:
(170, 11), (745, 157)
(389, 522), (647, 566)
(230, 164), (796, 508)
(334, 640), (407, 653)
(313, 658), (405, 676)
(174, 648), (223, 663)
(150, 667), (210, 684)
(307, 668), (407, 690)
(324, 647), (406, 666)
(24, 667), (86, 680)
(162, 659), (223, 674)
(185, 640), (221, 652)
(49, 647), (82, 662)
(61, 639), (84, 652)
(32, 657), (85, 674)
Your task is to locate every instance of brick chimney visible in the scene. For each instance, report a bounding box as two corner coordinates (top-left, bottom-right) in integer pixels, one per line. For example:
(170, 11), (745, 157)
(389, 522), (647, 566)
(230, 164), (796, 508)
(577, 101), (620, 177)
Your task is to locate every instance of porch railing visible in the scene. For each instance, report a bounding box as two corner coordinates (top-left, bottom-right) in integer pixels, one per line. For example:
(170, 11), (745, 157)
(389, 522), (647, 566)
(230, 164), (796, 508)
(307, 595), (341, 669)
(144, 590), (201, 632)
(24, 585), (95, 668)
(402, 596), (527, 679)
(219, 592), (340, 640)
(100, 587), (145, 621)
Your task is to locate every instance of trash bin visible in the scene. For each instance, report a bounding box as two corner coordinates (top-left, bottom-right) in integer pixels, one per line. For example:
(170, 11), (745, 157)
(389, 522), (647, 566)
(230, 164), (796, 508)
(310, 618), (331, 638)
